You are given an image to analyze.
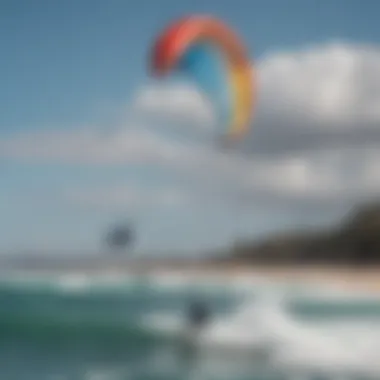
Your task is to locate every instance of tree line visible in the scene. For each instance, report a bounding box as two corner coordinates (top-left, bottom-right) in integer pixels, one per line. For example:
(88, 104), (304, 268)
(227, 201), (380, 266)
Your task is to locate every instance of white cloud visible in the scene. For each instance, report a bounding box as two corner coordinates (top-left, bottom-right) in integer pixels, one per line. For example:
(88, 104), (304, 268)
(0, 126), (191, 165)
(133, 83), (216, 131)
(65, 184), (187, 210)
(2, 42), (380, 210)
(235, 148), (380, 203)
(258, 42), (380, 127)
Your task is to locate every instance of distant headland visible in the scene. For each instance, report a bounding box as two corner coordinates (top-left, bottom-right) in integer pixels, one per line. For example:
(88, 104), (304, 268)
(224, 200), (380, 267)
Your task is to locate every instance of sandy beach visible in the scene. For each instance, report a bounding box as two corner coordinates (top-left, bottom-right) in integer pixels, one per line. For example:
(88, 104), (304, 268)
(135, 264), (380, 294)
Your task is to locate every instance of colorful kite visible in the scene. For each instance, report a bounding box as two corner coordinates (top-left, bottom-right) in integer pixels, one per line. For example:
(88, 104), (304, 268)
(149, 15), (255, 143)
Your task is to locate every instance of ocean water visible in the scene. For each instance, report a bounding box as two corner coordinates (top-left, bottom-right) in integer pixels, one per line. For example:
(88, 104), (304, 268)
(0, 271), (380, 380)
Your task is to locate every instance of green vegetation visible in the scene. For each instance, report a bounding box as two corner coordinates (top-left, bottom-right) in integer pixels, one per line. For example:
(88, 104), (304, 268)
(228, 201), (380, 266)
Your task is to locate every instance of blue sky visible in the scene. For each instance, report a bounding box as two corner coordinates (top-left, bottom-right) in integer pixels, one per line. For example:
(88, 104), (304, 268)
(1, 0), (380, 255)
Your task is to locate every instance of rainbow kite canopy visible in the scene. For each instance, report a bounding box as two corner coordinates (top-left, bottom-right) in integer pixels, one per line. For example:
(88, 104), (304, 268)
(150, 15), (255, 142)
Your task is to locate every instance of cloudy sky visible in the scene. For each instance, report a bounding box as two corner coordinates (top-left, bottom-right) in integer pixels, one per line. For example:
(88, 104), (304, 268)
(1, 0), (380, 254)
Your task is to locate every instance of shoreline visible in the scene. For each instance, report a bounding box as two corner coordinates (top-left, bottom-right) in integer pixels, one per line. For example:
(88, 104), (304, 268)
(4, 264), (380, 293)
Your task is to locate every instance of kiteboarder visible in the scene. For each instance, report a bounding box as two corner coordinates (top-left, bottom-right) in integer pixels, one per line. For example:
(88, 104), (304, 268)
(186, 300), (210, 330)
(178, 299), (210, 358)
(105, 223), (135, 252)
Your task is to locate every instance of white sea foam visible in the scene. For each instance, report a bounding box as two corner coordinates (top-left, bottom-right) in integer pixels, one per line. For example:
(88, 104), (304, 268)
(144, 279), (380, 379)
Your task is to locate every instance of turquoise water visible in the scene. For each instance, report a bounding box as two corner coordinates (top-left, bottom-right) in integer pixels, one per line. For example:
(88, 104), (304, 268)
(0, 271), (380, 380)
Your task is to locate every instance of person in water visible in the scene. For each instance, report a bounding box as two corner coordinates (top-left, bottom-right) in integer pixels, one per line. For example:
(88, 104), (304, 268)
(178, 301), (210, 364)
(187, 300), (210, 328)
